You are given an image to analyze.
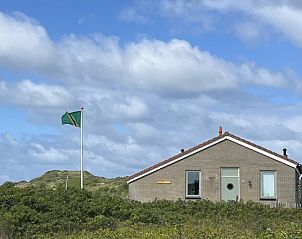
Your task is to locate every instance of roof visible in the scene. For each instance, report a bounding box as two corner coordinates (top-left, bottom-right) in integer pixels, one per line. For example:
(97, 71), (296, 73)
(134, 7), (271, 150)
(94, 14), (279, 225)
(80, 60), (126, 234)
(127, 132), (300, 184)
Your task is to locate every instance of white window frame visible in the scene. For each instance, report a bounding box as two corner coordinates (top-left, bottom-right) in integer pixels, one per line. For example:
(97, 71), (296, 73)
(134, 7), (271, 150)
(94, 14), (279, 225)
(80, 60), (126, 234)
(260, 171), (277, 200)
(186, 171), (201, 198)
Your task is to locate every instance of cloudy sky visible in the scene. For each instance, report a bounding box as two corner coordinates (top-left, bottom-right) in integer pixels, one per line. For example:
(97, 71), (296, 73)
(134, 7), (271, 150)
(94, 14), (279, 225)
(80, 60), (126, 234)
(0, 0), (302, 184)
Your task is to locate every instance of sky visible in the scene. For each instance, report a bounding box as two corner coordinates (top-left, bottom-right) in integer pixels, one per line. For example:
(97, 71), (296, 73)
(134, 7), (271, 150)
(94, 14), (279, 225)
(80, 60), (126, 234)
(0, 0), (302, 184)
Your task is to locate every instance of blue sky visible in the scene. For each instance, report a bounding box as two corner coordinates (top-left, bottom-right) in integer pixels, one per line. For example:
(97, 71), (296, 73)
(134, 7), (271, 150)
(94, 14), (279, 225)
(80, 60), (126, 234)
(0, 0), (302, 183)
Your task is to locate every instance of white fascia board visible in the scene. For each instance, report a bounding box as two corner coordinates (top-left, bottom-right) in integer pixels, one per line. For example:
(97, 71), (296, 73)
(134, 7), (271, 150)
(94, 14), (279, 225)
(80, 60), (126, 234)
(225, 136), (297, 168)
(127, 137), (226, 184)
(127, 135), (298, 184)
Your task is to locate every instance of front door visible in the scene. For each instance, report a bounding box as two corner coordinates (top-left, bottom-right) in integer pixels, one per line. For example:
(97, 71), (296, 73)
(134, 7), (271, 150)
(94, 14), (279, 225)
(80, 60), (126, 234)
(221, 168), (239, 201)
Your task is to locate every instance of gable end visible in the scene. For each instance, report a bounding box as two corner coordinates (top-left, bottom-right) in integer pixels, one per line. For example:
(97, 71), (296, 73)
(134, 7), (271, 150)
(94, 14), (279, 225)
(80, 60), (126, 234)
(127, 132), (299, 184)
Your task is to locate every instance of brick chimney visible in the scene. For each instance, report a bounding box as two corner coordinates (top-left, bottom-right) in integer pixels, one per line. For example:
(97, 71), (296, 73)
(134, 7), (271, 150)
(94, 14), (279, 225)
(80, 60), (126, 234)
(218, 126), (222, 136)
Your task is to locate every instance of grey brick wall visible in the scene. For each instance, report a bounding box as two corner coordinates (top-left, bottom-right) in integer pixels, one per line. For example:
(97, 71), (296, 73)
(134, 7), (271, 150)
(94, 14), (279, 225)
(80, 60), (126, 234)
(129, 139), (298, 204)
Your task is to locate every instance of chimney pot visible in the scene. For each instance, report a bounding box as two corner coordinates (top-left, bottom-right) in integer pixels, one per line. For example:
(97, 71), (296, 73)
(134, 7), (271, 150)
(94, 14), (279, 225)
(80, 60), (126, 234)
(218, 126), (222, 136)
(283, 148), (287, 157)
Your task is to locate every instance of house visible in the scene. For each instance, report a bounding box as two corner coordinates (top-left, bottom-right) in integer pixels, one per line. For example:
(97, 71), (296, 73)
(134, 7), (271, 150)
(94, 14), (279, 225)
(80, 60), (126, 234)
(127, 128), (302, 207)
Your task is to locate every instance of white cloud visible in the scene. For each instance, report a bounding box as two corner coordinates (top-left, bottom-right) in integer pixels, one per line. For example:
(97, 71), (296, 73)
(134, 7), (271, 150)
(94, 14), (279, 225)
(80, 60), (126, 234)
(125, 39), (287, 94)
(2, 133), (18, 146)
(0, 12), (56, 72)
(234, 21), (265, 45)
(118, 7), (149, 23)
(29, 143), (68, 163)
(254, 4), (302, 46)
(158, 0), (214, 30)
(0, 79), (74, 108)
(238, 63), (286, 87)
(0, 175), (11, 183)
(84, 133), (165, 172)
(193, 1), (302, 46)
(126, 39), (238, 93)
(0, 11), (289, 97)
(285, 116), (302, 133)
(0, 10), (302, 183)
(210, 112), (252, 128)
(0, 134), (73, 183)
(128, 123), (160, 142)
(125, 0), (302, 47)
(118, 97), (149, 119)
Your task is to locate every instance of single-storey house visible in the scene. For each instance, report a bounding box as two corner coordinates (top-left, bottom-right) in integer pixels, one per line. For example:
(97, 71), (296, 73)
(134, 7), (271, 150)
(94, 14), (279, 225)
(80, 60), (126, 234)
(127, 128), (302, 207)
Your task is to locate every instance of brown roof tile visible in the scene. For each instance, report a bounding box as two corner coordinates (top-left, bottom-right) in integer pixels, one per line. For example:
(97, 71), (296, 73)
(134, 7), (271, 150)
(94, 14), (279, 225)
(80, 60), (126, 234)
(128, 132), (300, 182)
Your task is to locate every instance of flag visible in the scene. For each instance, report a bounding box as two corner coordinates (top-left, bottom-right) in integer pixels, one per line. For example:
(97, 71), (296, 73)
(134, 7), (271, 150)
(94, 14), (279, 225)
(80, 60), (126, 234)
(61, 111), (81, 127)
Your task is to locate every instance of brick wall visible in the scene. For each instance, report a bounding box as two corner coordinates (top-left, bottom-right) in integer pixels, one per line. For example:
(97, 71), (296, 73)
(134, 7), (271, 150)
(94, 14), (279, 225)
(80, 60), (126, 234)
(129, 139), (298, 204)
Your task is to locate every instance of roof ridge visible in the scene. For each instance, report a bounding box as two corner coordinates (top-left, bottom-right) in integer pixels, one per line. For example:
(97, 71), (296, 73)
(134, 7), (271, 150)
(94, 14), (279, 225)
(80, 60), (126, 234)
(128, 132), (299, 182)
(226, 133), (298, 165)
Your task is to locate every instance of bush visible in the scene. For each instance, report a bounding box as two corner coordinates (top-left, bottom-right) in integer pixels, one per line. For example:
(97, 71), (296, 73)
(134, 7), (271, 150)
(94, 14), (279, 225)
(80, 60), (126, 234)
(1, 185), (302, 238)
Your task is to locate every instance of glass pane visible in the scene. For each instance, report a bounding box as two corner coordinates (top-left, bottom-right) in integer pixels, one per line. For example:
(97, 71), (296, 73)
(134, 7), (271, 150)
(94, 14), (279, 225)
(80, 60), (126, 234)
(221, 168), (239, 177)
(262, 171), (275, 197)
(187, 172), (200, 196)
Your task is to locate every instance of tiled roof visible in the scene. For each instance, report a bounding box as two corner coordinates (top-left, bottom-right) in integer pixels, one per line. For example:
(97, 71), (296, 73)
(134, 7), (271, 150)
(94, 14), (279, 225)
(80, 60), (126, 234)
(127, 132), (300, 183)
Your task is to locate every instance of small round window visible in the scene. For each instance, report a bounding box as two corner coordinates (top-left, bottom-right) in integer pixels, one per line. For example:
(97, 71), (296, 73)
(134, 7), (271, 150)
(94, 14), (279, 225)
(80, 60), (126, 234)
(227, 183), (234, 190)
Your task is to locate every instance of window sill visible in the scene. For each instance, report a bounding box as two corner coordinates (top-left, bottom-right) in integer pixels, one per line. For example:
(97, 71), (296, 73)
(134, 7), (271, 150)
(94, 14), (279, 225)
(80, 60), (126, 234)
(260, 197), (277, 201)
(186, 196), (201, 199)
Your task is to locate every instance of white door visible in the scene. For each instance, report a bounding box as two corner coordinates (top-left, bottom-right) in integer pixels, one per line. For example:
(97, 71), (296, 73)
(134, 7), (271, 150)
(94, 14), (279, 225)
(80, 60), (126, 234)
(221, 168), (240, 201)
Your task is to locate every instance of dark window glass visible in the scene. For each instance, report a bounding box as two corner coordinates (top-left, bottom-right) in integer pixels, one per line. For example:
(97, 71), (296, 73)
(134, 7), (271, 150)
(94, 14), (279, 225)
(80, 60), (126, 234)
(187, 172), (200, 196)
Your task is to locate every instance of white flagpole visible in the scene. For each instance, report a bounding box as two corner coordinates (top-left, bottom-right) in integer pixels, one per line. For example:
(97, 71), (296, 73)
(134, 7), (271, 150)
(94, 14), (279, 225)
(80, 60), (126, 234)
(80, 107), (84, 189)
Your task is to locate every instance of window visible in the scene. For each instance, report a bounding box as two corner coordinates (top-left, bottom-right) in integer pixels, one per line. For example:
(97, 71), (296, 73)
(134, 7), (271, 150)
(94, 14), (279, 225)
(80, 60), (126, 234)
(186, 171), (201, 198)
(261, 171), (276, 199)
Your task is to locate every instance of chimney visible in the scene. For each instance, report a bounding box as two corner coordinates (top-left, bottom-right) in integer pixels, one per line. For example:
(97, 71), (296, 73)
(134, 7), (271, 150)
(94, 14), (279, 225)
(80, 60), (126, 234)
(218, 126), (222, 136)
(283, 148), (287, 158)
(181, 149), (185, 153)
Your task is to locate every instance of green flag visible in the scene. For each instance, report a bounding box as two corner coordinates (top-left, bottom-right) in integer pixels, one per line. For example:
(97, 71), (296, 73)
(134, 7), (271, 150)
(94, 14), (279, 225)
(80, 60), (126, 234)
(61, 111), (81, 127)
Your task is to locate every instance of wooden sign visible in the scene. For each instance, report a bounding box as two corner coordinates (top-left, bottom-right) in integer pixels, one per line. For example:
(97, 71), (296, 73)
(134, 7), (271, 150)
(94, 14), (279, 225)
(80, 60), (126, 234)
(157, 180), (171, 184)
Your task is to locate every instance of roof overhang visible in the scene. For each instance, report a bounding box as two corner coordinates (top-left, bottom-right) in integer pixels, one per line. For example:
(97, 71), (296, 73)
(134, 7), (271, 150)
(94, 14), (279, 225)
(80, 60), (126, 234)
(127, 135), (298, 184)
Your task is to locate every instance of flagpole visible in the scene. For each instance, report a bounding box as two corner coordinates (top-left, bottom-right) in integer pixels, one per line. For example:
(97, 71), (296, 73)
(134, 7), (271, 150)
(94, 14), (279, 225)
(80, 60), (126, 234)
(80, 107), (84, 189)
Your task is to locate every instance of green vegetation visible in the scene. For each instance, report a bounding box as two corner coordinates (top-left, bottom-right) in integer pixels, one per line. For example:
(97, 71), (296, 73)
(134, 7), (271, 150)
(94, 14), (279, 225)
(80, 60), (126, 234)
(1, 171), (302, 238)
(14, 170), (128, 197)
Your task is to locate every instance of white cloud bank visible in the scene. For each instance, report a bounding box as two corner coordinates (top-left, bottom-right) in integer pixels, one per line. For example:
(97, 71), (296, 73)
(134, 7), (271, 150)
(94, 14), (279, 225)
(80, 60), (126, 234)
(0, 11), (289, 97)
(0, 80), (74, 108)
(122, 0), (302, 47)
(0, 10), (301, 183)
